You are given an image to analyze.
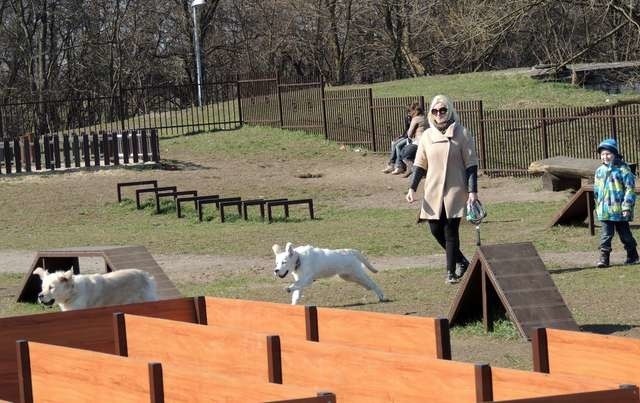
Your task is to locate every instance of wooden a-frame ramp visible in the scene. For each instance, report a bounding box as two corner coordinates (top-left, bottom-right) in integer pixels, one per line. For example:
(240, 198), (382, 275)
(16, 245), (181, 303)
(447, 242), (579, 340)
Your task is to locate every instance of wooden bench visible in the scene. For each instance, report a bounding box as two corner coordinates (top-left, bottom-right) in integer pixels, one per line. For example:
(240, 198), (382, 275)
(198, 196), (241, 222)
(115, 180), (157, 203)
(17, 341), (335, 403)
(532, 327), (640, 387)
(267, 199), (314, 222)
(175, 194), (219, 218)
(0, 297), (202, 402)
(528, 156), (601, 191)
(202, 297), (451, 358)
(115, 312), (636, 402)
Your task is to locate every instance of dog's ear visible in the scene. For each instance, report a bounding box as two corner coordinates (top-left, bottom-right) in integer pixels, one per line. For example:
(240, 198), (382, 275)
(33, 267), (47, 279)
(62, 269), (74, 281)
(272, 244), (282, 255)
(285, 242), (294, 256)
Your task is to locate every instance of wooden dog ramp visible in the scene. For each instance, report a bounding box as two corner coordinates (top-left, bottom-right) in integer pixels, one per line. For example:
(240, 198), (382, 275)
(447, 242), (578, 340)
(16, 245), (181, 303)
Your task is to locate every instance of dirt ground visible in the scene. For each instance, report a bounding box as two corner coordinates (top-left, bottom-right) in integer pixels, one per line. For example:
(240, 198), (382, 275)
(0, 151), (591, 278)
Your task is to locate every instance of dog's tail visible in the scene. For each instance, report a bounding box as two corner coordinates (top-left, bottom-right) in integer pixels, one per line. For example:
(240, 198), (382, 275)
(353, 250), (378, 273)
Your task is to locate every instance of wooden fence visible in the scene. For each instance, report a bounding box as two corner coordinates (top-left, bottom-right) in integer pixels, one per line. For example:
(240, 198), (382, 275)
(3, 75), (639, 177)
(0, 129), (160, 175)
(239, 76), (640, 176)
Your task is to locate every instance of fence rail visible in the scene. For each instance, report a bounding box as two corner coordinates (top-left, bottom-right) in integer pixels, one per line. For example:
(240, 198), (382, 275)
(2, 75), (640, 177)
(0, 129), (160, 175)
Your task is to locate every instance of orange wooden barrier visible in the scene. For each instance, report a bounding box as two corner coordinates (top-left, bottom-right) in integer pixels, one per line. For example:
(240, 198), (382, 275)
(17, 341), (336, 403)
(0, 297), (201, 402)
(203, 296), (451, 358)
(314, 306), (450, 358)
(533, 327), (640, 386)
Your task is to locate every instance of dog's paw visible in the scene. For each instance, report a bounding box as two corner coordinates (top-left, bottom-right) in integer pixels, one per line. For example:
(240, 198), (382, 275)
(285, 286), (292, 293)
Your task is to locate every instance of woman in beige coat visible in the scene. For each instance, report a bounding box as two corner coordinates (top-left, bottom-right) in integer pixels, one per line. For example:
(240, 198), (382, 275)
(406, 94), (480, 284)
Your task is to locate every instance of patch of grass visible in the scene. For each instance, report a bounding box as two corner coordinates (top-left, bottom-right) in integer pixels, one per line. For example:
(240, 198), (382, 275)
(344, 71), (640, 109)
(451, 319), (520, 341)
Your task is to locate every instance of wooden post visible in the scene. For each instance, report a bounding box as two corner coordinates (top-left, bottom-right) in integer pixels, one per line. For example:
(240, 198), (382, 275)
(610, 104), (618, 140)
(367, 88), (377, 152)
(540, 108), (548, 159)
(320, 76), (328, 140)
(477, 100), (487, 171)
(276, 71), (284, 128)
(235, 74), (243, 127)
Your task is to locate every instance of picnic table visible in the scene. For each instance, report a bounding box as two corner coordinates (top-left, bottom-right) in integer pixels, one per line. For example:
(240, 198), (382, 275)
(528, 156), (602, 191)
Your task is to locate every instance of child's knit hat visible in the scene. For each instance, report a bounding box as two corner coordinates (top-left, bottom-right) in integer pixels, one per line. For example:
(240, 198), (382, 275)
(597, 138), (619, 156)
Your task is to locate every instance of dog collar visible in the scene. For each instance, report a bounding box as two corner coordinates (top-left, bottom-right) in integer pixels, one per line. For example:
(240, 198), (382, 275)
(294, 255), (301, 271)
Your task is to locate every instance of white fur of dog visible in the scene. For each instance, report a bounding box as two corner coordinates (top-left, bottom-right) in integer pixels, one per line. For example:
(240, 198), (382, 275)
(272, 242), (385, 305)
(33, 267), (158, 311)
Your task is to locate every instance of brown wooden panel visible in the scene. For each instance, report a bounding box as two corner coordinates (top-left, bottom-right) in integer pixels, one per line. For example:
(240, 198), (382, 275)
(204, 297), (308, 339)
(0, 297), (198, 402)
(448, 242), (578, 340)
(315, 306), (449, 358)
(546, 328), (640, 386)
(162, 365), (333, 403)
(27, 342), (151, 403)
(548, 187), (592, 227)
(491, 366), (630, 401)
(123, 314), (272, 383)
(279, 337), (479, 402)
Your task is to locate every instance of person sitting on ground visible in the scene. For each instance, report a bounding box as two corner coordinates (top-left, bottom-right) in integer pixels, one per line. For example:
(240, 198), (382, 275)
(382, 102), (417, 174)
(396, 104), (428, 178)
(594, 138), (639, 268)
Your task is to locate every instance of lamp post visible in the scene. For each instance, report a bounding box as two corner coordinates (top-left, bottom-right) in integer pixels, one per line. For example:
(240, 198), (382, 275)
(191, 0), (206, 107)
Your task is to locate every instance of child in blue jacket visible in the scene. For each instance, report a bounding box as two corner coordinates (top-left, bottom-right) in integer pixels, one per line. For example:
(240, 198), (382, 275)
(594, 138), (639, 267)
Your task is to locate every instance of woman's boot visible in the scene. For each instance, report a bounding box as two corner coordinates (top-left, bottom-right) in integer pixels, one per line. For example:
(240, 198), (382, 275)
(596, 250), (610, 268)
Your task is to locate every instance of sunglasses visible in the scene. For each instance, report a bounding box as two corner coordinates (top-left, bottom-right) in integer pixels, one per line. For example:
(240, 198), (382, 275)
(431, 107), (448, 115)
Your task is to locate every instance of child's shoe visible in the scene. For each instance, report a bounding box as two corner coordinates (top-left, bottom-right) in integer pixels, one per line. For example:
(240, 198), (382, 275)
(624, 249), (639, 265)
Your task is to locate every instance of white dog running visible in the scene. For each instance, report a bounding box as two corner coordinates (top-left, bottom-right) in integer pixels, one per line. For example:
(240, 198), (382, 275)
(272, 242), (385, 305)
(33, 267), (158, 311)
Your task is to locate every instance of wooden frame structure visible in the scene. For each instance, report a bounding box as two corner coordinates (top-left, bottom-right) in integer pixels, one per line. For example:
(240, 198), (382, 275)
(448, 242), (579, 340)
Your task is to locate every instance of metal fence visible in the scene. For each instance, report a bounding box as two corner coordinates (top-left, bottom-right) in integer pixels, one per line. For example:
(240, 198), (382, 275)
(0, 81), (242, 140)
(3, 75), (640, 177)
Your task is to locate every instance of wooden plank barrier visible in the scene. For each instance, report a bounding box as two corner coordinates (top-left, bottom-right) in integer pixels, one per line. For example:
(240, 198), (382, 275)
(17, 341), (334, 403)
(314, 306), (451, 358)
(115, 312), (483, 402)
(202, 297), (451, 358)
(0, 297), (201, 402)
(17, 341), (158, 403)
(114, 313), (279, 383)
(203, 296), (310, 339)
(489, 366), (638, 402)
(532, 327), (640, 386)
(114, 312), (638, 402)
